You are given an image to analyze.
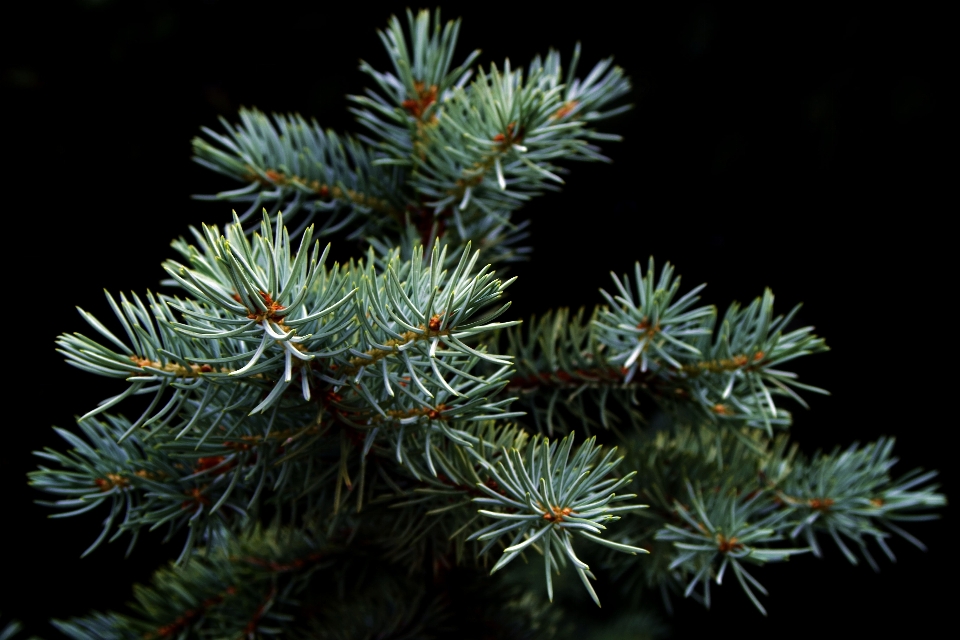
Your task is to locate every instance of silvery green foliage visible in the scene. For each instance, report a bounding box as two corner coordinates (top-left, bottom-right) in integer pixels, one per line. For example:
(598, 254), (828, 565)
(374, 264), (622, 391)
(469, 433), (647, 606)
(776, 438), (945, 568)
(592, 258), (828, 433)
(57, 212), (352, 437)
(591, 427), (945, 615)
(653, 482), (806, 615)
(27, 8), (945, 639)
(43, 213), (646, 597)
(192, 109), (404, 239)
(58, 213), (522, 437)
(499, 259), (829, 441)
(192, 9), (630, 268)
(0, 617), (24, 640)
(502, 305), (645, 436)
(32, 413), (312, 564)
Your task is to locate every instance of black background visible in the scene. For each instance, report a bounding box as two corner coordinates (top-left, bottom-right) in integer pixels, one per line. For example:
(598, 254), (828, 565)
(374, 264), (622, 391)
(4, 1), (953, 636)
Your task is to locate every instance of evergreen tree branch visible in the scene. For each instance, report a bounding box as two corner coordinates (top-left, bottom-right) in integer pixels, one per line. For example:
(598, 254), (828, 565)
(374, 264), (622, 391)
(193, 109), (406, 239)
(600, 427), (945, 614)
(497, 259), (829, 439)
(193, 9), (631, 271)
(26, 8), (946, 637)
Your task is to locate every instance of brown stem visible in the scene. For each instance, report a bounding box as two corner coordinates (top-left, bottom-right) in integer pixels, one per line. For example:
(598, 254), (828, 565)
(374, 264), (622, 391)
(247, 166), (402, 221)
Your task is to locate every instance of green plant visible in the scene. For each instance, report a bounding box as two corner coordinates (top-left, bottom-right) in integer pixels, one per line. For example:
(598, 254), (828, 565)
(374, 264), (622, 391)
(30, 10), (944, 638)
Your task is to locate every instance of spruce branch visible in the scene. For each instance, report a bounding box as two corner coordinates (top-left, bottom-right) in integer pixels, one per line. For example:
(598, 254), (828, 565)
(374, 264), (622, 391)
(26, 7), (946, 637)
(468, 432), (648, 606)
(57, 212), (522, 437)
(351, 8), (481, 161)
(771, 438), (946, 569)
(29, 411), (325, 563)
(365, 419), (533, 564)
(497, 259), (828, 439)
(58, 212), (356, 435)
(192, 109), (405, 238)
(50, 524), (335, 640)
(602, 427), (945, 615)
(41, 212), (532, 567)
(403, 46), (629, 212)
(193, 9), (631, 271)
(502, 306), (643, 435)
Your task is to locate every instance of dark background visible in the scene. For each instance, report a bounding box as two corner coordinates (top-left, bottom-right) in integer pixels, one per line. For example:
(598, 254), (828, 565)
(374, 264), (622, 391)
(4, 0), (952, 636)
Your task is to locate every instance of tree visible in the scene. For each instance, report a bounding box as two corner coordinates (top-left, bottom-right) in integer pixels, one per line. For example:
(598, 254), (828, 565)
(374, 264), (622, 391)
(9, 6), (947, 639)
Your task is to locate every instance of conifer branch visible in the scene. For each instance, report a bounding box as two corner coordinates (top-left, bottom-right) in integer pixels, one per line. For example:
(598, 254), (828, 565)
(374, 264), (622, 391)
(193, 110), (406, 239)
(28, 9), (945, 637)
